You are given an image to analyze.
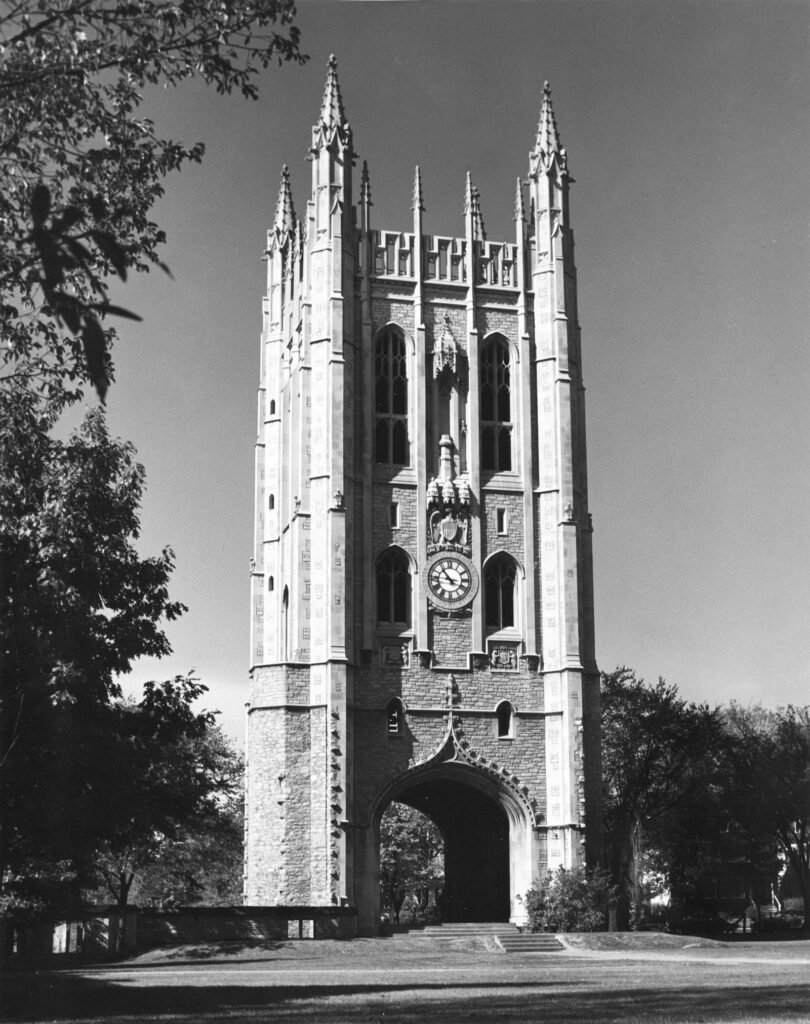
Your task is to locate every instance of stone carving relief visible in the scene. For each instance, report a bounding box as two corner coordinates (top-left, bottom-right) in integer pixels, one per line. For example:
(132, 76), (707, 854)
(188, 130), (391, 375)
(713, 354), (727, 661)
(489, 643), (519, 671)
(380, 641), (410, 668)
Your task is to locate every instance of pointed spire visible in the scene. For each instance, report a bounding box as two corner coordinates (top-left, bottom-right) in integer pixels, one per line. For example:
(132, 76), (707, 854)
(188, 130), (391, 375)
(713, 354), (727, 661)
(411, 165), (424, 212)
(472, 185), (486, 241)
(360, 160), (371, 206)
(319, 54), (347, 133)
(532, 80), (569, 176)
(463, 170), (473, 217)
(273, 164), (295, 239)
(514, 177), (525, 223)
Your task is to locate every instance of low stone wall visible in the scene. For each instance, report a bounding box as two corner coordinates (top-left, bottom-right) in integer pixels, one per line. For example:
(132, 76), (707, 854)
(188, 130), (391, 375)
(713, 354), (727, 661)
(137, 905), (359, 947)
(1, 906), (137, 959)
(2, 905), (358, 960)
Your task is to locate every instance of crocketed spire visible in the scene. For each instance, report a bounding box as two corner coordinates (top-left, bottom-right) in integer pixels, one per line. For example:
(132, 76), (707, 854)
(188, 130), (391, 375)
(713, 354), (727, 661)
(463, 172), (485, 240)
(318, 54), (347, 132)
(532, 80), (569, 176)
(360, 160), (371, 206)
(472, 184), (486, 241)
(411, 165), (424, 212)
(273, 164), (296, 238)
(514, 177), (525, 223)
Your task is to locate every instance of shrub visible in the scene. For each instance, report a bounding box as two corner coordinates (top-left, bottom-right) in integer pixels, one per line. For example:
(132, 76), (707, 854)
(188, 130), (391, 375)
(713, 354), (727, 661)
(525, 866), (615, 933)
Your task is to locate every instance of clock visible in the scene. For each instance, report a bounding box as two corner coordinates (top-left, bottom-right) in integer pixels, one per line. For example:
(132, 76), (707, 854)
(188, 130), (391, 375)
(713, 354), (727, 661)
(423, 552), (479, 611)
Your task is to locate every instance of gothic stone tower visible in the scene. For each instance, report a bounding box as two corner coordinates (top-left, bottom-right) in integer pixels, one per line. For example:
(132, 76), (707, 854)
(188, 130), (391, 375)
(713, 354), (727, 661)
(245, 58), (600, 933)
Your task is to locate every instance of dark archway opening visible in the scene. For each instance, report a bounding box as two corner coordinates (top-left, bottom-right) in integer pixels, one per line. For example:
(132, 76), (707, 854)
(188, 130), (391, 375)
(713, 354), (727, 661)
(394, 776), (510, 923)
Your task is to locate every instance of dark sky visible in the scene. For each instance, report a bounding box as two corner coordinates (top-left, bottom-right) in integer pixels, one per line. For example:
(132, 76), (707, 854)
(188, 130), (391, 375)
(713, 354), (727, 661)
(98, 1), (810, 740)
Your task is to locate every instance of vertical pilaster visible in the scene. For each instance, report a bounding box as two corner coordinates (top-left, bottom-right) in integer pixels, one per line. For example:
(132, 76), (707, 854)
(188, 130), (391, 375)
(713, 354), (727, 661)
(412, 167), (429, 652)
(464, 174), (484, 655)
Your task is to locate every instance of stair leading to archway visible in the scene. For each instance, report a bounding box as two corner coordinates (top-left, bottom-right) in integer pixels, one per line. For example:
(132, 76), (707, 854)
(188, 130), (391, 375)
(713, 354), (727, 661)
(414, 922), (564, 952)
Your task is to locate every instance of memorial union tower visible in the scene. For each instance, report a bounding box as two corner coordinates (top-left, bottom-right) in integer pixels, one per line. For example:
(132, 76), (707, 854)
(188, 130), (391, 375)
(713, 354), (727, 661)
(245, 57), (601, 934)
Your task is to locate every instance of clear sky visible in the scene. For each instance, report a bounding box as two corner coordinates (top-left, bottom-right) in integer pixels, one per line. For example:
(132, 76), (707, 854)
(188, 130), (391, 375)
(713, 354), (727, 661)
(97, 0), (810, 742)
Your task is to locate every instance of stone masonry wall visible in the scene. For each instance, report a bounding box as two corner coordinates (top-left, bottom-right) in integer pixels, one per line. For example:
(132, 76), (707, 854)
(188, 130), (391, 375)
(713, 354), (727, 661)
(480, 491), (525, 564)
(430, 614), (472, 666)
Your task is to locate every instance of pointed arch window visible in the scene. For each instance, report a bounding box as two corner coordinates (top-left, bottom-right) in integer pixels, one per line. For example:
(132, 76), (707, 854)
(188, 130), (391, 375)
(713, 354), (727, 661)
(480, 336), (512, 472)
(386, 698), (405, 737)
(496, 701), (514, 739)
(375, 328), (409, 466)
(376, 548), (411, 627)
(485, 554), (517, 633)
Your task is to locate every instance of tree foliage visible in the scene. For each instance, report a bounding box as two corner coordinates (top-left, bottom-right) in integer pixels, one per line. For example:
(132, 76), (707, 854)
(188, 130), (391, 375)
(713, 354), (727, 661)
(722, 703), (810, 926)
(525, 866), (615, 933)
(90, 722), (244, 909)
(1, 0), (305, 405)
(379, 802), (444, 924)
(0, 392), (190, 904)
(601, 667), (725, 929)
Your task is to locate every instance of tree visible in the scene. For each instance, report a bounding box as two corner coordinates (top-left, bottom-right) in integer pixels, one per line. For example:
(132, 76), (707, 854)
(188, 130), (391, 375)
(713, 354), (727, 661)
(525, 866), (615, 933)
(90, 716), (244, 910)
(0, 392), (187, 903)
(601, 668), (725, 929)
(1, 0), (304, 405)
(723, 703), (810, 926)
(379, 803), (444, 925)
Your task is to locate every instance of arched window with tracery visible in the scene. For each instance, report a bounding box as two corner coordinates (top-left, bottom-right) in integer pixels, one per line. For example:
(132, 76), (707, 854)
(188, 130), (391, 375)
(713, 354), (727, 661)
(480, 336), (512, 472)
(485, 554), (517, 633)
(386, 697), (405, 737)
(496, 700), (514, 738)
(374, 327), (409, 466)
(376, 548), (411, 627)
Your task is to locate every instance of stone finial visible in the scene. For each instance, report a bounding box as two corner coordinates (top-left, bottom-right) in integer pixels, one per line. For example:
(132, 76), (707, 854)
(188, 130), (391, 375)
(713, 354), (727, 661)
(411, 165), (424, 213)
(532, 80), (569, 175)
(360, 160), (371, 206)
(273, 164), (295, 238)
(319, 54), (348, 131)
(514, 177), (525, 223)
(472, 185), (486, 241)
(463, 170), (473, 217)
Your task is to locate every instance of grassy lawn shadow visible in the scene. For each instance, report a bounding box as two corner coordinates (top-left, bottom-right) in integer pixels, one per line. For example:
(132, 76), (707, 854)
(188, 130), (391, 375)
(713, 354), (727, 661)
(2, 969), (810, 1024)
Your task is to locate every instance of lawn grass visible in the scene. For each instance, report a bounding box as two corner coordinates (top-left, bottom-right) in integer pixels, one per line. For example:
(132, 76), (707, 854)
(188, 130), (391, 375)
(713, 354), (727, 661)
(2, 933), (809, 1024)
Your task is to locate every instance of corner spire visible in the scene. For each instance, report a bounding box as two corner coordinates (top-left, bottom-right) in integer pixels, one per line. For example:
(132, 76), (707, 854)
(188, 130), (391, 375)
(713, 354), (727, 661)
(319, 54), (347, 134)
(360, 160), (371, 207)
(531, 80), (569, 177)
(472, 184), (486, 241)
(273, 164), (295, 239)
(463, 170), (473, 217)
(411, 165), (424, 212)
(514, 177), (525, 222)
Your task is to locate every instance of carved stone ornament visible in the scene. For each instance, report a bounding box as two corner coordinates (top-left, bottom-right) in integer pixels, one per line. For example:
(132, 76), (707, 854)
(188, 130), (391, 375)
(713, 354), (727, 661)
(380, 641), (410, 668)
(489, 643), (519, 671)
(367, 695), (542, 831)
(433, 316), (463, 393)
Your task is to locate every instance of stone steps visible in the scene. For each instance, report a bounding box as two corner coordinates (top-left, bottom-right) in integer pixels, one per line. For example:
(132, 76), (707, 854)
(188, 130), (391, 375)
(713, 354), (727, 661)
(400, 922), (564, 953)
(496, 933), (564, 953)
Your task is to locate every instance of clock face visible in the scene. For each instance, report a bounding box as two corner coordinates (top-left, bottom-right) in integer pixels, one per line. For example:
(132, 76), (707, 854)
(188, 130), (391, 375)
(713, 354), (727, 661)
(423, 553), (479, 611)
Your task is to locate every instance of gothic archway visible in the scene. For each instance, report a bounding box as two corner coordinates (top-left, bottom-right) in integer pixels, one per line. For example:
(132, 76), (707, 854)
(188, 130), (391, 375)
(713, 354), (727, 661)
(365, 759), (537, 928)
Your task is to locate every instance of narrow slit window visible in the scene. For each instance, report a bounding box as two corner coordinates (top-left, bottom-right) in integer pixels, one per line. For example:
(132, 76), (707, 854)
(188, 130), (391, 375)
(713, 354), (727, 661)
(386, 699), (404, 737)
(496, 701), (514, 738)
(496, 508), (507, 535)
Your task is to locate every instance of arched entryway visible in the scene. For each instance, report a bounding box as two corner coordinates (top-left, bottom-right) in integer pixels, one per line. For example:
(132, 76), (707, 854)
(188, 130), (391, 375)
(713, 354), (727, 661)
(359, 760), (537, 932)
(397, 775), (509, 921)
